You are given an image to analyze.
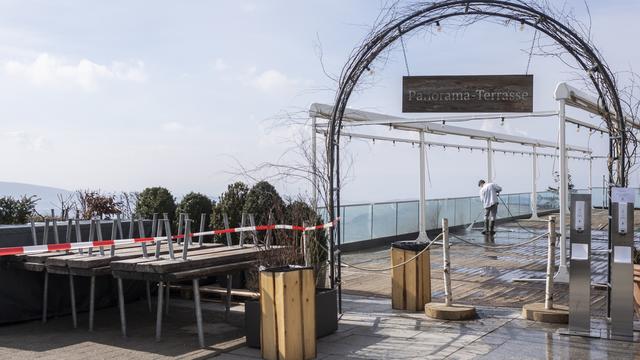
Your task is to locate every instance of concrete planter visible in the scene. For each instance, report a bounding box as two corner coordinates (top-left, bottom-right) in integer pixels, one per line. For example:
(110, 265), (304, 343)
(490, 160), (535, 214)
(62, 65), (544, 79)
(245, 288), (338, 349)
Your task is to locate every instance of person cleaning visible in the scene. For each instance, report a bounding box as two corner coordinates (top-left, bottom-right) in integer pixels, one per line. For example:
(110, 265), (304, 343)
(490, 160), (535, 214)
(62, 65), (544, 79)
(478, 179), (502, 236)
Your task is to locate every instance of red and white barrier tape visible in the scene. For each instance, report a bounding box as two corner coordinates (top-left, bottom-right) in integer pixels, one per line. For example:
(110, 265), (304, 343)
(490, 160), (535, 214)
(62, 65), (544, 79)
(0, 219), (338, 257)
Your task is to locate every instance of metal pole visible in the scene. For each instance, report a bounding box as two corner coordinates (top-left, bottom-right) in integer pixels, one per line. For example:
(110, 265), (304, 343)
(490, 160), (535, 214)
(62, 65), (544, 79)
(588, 157), (593, 194)
(41, 272), (48, 323)
(89, 276), (95, 331)
(312, 116), (318, 213)
(557, 99), (569, 282)
(52, 219), (59, 244)
(69, 274), (77, 329)
(198, 213), (206, 246)
(545, 216), (556, 310)
(487, 139), (493, 182)
(417, 130), (427, 241)
(531, 145), (539, 219)
(117, 277), (127, 337)
(155, 281), (164, 342)
(303, 221), (310, 266)
(193, 279), (205, 348)
(225, 274), (232, 320)
(182, 218), (190, 261)
(442, 218), (452, 307)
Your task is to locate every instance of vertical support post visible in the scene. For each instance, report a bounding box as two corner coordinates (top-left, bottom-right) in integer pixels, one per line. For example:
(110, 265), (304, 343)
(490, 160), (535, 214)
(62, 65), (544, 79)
(88, 219), (95, 256)
(41, 272), (49, 323)
(164, 216), (175, 260)
(52, 219), (59, 244)
(89, 275), (96, 331)
(117, 277), (127, 337)
(198, 213), (206, 246)
(155, 281), (164, 342)
(30, 219), (37, 246)
(96, 219), (105, 256)
(531, 145), (539, 220)
(588, 157), (593, 194)
(155, 216), (163, 259)
(69, 274), (77, 328)
(177, 213), (184, 245)
(264, 212), (274, 248)
(65, 219), (72, 244)
(249, 214), (258, 245)
(442, 218), (452, 307)
(545, 216), (556, 310)
(312, 116), (318, 213)
(223, 213), (232, 247)
(302, 221), (310, 266)
(568, 193), (591, 334)
(138, 219), (149, 258)
(239, 213), (247, 247)
(417, 130), (427, 242)
(610, 198), (634, 339)
(110, 219), (118, 257)
(75, 218), (84, 255)
(557, 99), (569, 282)
(193, 278), (205, 348)
(225, 274), (232, 320)
(43, 219), (49, 245)
(487, 139), (493, 183)
(182, 217), (191, 261)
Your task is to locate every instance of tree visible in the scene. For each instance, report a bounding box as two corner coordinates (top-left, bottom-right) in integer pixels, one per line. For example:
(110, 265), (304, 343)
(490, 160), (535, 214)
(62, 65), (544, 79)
(75, 190), (122, 219)
(176, 192), (214, 231)
(243, 181), (285, 225)
(0, 195), (39, 224)
(135, 187), (176, 221)
(211, 182), (249, 243)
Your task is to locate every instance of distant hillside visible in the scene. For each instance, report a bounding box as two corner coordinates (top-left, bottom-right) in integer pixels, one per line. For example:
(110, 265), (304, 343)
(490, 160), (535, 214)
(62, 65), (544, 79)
(0, 181), (73, 215)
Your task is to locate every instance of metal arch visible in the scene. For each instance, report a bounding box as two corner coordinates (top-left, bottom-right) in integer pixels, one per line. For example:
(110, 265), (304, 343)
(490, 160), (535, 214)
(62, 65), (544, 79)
(325, 0), (632, 305)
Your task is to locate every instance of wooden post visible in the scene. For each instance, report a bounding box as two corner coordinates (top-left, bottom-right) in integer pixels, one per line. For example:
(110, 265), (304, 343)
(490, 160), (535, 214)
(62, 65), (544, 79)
(545, 216), (556, 310)
(442, 218), (452, 307)
(260, 266), (316, 360)
(390, 242), (431, 311)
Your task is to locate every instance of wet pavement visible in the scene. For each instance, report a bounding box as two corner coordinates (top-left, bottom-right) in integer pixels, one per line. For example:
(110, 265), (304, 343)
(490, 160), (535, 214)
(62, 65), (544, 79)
(220, 295), (640, 359)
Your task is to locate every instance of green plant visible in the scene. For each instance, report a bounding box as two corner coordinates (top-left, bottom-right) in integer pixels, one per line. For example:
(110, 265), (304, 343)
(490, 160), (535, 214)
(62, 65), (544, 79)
(211, 182), (249, 243)
(634, 247), (640, 265)
(176, 192), (214, 231)
(75, 190), (122, 219)
(285, 199), (328, 278)
(135, 187), (177, 222)
(242, 181), (285, 225)
(0, 195), (39, 224)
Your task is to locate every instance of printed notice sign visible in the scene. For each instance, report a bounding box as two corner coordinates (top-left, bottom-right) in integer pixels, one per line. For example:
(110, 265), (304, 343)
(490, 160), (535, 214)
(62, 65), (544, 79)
(611, 187), (636, 204)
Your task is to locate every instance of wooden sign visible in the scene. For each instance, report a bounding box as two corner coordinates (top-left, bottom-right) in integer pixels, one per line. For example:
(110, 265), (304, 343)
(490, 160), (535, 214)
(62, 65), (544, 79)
(402, 75), (533, 113)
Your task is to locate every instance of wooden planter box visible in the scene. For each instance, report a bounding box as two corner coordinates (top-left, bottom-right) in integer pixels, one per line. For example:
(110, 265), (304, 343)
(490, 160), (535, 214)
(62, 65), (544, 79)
(259, 266), (316, 360)
(391, 241), (431, 311)
(634, 264), (640, 316)
(245, 288), (337, 349)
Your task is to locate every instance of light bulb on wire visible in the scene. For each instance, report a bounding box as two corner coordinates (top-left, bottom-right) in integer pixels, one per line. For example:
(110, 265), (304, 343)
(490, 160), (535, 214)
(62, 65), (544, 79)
(436, 21), (441, 32)
(520, 20), (525, 31)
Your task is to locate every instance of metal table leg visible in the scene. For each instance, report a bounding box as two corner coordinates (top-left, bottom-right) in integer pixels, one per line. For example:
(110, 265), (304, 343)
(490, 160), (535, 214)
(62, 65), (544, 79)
(155, 281), (164, 342)
(69, 274), (77, 329)
(42, 272), (49, 323)
(117, 277), (127, 337)
(193, 279), (205, 348)
(165, 281), (170, 314)
(89, 276), (95, 331)
(146, 281), (152, 312)
(225, 274), (232, 320)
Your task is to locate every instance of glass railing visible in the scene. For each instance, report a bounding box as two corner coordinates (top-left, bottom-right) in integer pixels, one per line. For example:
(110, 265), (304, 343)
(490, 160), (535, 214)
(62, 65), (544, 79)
(320, 190), (565, 244)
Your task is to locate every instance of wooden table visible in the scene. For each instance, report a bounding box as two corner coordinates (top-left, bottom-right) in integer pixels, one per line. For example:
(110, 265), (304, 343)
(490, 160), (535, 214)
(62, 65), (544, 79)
(110, 244), (269, 347)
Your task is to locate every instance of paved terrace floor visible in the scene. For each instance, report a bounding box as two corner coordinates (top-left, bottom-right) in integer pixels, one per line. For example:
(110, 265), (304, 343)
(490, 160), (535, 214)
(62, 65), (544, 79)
(0, 209), (639, 359)
(340, 209), (640, 318)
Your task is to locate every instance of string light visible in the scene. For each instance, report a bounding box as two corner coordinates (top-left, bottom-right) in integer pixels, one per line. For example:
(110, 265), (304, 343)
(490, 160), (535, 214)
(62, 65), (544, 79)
(436, 21), (441, 32)
(500, 117), (505, 126)
(520, 20), (525, 31)
(577, 124), (580, 132)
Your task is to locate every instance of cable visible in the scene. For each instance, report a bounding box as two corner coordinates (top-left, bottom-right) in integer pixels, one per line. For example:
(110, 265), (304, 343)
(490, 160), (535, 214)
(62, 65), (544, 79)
(497, 195), (544, 235)
(340, 233), (442, 272)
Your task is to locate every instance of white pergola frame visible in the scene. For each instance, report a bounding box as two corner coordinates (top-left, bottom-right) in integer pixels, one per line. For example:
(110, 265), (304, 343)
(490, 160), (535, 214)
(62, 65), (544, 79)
(309, 102), (593, 242)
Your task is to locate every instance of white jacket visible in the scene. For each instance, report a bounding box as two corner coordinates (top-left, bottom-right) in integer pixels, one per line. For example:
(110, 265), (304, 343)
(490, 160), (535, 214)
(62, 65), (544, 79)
(480, 183), (502, 209)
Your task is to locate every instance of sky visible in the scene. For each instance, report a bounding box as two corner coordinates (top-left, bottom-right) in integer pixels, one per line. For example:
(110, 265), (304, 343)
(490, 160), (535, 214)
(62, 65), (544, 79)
(0, 0), (639, 204)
